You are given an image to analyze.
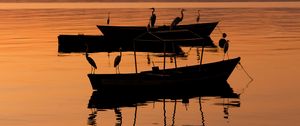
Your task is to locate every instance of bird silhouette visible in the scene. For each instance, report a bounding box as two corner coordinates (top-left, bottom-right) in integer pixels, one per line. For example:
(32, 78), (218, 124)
(149, 8), (156, 28)
(196, 10), (200, 23)
(85, 47), (97, 74)
(147, 53), (151, 64)
(170, 9), (185, 30)
(223, 41), (229, 60)
(107, 12), (110, 25)
(114, 47), (122, 74)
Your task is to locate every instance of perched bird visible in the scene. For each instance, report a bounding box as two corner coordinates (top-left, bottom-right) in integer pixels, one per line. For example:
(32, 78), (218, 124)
(107, 12), (110, 25)
(170, 9), (185, 29)
(222, 39), (229, 60)
(219, 33), (227, 48)
(224, 41), (229, 53)
(147, 53), (151, 64)
(114, 48), (122, 74)
(85, 50), (97, 74)
(196, 10), (200, 23)
(149, 8), (156, 28)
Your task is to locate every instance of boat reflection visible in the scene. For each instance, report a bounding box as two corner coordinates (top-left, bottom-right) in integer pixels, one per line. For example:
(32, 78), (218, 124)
(87, 81), (240, 126)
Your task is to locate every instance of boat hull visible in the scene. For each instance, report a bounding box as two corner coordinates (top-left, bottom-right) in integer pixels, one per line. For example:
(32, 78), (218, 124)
(88, 81), (239, 110)
(97, 22), (219, 40)
(88, 57), (240, 91)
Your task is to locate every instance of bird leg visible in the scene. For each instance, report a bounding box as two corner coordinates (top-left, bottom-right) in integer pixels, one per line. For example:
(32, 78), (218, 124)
(227, 52), (230, 60)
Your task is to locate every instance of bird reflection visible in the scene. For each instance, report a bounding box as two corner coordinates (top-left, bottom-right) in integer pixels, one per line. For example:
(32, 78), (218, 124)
(114, 108), (122, 126)
(222, 98), (241, 120)
(87, 109), (97, 126)
(196, 47), (200, 62)
(170, 57), (173, 63)
(182, 98), (189, 111)
(147, 53), (151, 65)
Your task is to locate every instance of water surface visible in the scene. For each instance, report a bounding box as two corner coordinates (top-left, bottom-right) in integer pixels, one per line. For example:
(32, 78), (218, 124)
(0, 2), (299, 126)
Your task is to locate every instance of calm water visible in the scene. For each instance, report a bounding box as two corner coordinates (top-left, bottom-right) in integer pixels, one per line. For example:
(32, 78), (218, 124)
(0, 2), (299, 126)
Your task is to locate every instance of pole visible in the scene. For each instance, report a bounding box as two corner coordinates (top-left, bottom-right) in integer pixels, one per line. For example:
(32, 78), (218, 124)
(163, 42), (166, 71)
(172, 42), (177, 69)
(171, 99), (177, 126)
(200, 45), (205, 66)
(133, 40), (138, 74)
(163, 99), (167, 126)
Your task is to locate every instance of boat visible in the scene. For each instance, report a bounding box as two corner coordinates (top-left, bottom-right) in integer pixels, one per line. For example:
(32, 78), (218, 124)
(97, 21), (219, 41)
(87, 30), (240, 91)
(87, 81), (240, 125)
(57, 34), (185, 54)
(88, 57), (240, 91)
(134, 29), (216, 47)
(88, 81), (240, 110)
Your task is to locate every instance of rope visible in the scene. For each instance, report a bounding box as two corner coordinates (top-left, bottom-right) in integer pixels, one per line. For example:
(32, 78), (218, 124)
(238, 62), (253, 81)
(216, 24), (223, 34)
(237, 62), (254, 95)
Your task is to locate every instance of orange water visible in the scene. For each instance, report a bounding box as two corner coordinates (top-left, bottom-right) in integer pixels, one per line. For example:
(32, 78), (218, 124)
(0, 2), (299, 126)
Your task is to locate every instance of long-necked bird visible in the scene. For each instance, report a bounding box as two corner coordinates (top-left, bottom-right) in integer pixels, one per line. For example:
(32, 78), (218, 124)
(107, 12), (110, 25)
(170, 9), (185, 30)
(85, 50), (97, 74)
(196, 10), (200, 23)
(149, 8), (156, 28)
(223, 41), (229, 60)
(114, 47), (122, 74)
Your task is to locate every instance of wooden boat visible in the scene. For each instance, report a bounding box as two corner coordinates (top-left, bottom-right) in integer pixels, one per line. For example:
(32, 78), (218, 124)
(134, 29), (216, 47)
(97, 21), (219, 40)
(57, 34), (185, 54)
(88, 57), (240, 91)
(87, 30), (240, 91)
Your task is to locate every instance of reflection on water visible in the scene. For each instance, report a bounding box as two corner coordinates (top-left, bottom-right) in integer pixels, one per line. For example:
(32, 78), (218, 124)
(0, 2), (298, 126)
(87, 81), (240, 125)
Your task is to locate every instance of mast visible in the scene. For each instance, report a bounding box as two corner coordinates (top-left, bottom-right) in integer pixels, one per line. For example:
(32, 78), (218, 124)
(163, 42), (166, 71)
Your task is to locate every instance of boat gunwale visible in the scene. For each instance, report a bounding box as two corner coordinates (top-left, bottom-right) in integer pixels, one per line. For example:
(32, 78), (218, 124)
(88, 57), (240, 76)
